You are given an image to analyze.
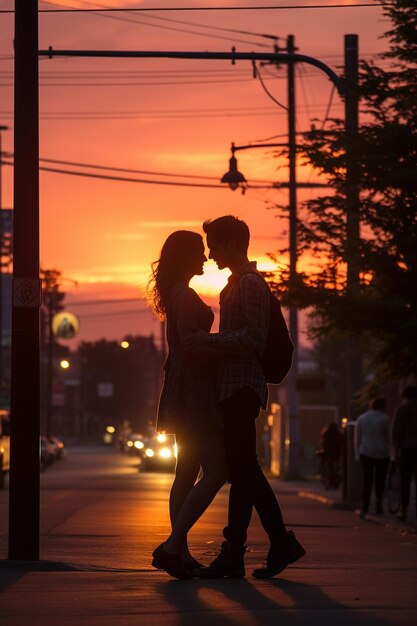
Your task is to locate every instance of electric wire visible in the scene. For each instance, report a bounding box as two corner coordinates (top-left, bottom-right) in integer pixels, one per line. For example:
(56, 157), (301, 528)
(320, 84), (337, 130)
(298, 64), (313, 125)
(38, 157), (223, 181)
(0, 77), (275, 88)
(0, 160), (276, 190)
(21, 3), (391, 13)
(0, 102), (344, 121)
(126, 8), (283, 42)
(66, 297), (146, 306)
(38, 1), (272, 49)
(42, 0), (284, 41)
(2, 155), (275, 184)
(77, 309), (152, 320)
(253, 62), (288, 112)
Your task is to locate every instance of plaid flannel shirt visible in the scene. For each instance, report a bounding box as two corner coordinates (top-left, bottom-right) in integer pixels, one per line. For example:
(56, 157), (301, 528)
(206, 261), (269, 408)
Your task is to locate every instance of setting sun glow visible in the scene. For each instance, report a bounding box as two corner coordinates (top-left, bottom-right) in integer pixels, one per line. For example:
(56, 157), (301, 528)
(0, 1), (388, 343)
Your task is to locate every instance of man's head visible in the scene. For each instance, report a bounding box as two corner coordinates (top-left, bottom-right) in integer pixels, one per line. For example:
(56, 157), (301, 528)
(371, 397), (386, 412)
(203, 215), (250, 270)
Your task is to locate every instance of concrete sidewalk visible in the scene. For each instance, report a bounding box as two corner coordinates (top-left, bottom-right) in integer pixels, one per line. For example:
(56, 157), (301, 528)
(0, 450), (416, 626)
(274, 475), (417, 535)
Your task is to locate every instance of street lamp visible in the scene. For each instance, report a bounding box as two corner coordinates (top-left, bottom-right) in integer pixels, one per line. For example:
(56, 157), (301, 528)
(220, 143), (247, 191)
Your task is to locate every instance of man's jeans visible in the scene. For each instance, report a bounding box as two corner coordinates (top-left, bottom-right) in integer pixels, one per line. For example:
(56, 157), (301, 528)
(220, 387), (286, 546)
(360, 454), (389, 512)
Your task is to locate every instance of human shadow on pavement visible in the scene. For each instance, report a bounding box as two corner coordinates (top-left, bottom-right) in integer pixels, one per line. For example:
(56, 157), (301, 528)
(156, 575), (396, 626)
(0, 560), (79, 594)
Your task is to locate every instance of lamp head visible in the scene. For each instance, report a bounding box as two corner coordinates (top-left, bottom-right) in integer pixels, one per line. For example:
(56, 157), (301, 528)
(220, 154), (247, 191)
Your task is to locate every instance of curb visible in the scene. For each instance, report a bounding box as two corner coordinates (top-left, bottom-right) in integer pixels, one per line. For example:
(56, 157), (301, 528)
(297, 489), (358, 510)
(297, 489), (417, 535)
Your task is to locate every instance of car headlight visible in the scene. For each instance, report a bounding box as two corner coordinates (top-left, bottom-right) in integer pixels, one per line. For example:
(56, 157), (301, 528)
(127, 440), (133, 447)
(145, 448), (155, 457)
(134, 440), (144, 449)
(159, 447), (172, 459)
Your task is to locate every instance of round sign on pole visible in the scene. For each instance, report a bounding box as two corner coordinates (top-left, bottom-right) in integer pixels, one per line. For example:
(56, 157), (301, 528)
(52, 311), (80, 339)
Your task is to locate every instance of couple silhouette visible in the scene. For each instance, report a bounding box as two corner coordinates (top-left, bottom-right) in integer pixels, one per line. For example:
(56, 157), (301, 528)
(148, 215), (305, 580)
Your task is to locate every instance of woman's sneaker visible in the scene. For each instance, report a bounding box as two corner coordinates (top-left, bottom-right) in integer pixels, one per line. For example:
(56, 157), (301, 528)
(252, 530), (305, 579)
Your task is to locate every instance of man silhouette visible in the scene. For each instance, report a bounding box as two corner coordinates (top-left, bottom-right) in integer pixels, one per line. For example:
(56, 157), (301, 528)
(188, 215), (305, 578)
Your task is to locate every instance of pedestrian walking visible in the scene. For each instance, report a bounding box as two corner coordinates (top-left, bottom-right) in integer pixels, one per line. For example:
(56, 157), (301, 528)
(148, 231), (226, 579)
(392, 386), (417, 522)
(355, 397), (391, 517)
(318, 422), (344, 488)
(186, 215), (305, 579)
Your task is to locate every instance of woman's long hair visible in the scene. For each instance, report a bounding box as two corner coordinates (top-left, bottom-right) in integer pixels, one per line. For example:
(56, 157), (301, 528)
(147, 230), (203, 318)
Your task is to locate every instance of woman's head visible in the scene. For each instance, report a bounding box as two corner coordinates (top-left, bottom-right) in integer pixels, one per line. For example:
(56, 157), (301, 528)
(322, 422), (341, 437)
(148, 231), (206, 317)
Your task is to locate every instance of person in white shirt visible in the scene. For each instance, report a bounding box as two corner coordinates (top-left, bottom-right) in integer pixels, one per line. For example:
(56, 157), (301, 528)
(355, 397), (391, 517)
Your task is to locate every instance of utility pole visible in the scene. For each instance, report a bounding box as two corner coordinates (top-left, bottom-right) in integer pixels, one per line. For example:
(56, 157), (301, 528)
(285, 35), (300, 479)
(46, 295), (54, 439)
(8, 3), (41, 561)
(344, 34), (362, 420)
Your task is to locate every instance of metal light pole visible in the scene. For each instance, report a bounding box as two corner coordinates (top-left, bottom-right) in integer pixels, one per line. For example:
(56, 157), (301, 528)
(285, 34), (300, 479)
(46, 296), (54, 439)
(8, 2), (41, 561)
(220, 36), (302, 478)
(344, 34), (362, 420)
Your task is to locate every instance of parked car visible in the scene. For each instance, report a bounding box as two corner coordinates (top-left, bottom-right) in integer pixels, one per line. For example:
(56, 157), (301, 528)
(40, 435), (55, 469)
(48, 436), (65, 460)
(102, 425), (116, 445)
(124, 433), (145, 456)
(0, 410), (10, 488)
(141, 433), (177, 472)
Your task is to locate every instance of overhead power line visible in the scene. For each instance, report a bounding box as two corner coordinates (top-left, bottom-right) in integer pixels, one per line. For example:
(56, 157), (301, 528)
(78, 309), (151, 320)
(41, 0), (284, 42)
(66, 297), (146, 306)
(2, 155), (276, 184)
(7, 3), (389, 13)
(38, 0), (272, 48)
(1, 159), (278, 190)
(0, 77), (271, 88)
(0, 104), (343, 121)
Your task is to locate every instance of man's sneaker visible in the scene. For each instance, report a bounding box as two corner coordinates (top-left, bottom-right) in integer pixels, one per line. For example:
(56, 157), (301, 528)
(197, 541), (246, 579)
(252, 530), (305, 579)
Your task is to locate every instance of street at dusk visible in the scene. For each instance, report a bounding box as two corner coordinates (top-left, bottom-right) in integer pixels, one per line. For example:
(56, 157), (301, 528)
(0, 0), (392, 342)
(0, 446), (416, 625)
(1, 2), (416, 625)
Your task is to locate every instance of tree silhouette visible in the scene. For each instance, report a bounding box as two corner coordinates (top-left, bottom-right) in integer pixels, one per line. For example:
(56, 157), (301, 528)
(271, 0), (417, 385)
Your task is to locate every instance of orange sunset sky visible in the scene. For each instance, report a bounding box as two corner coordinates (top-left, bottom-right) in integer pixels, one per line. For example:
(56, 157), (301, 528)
(0, 1), (390, 347)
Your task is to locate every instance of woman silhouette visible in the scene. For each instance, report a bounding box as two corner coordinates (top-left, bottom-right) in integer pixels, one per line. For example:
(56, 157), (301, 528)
(148, 230), (226, 579)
